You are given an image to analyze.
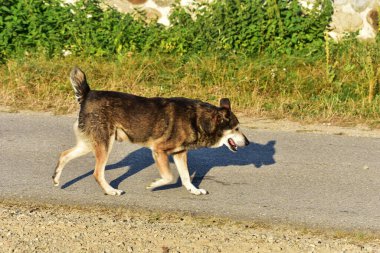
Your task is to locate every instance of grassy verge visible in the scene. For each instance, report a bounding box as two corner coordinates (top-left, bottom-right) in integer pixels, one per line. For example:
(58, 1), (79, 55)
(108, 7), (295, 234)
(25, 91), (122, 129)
(1, 41), (380, 127)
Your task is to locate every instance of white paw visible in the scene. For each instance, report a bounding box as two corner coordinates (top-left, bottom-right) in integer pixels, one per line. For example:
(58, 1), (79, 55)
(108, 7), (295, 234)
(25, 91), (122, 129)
(52, 177), (59, 186)
(146, 178), (172, 190)
(146, 178), (160, 190)
(188, 187), (208, 195)
(105, 189), (125, 196)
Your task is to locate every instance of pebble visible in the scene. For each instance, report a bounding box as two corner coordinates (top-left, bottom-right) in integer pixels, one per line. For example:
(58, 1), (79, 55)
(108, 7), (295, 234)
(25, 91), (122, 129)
(267, 236), (275, 243)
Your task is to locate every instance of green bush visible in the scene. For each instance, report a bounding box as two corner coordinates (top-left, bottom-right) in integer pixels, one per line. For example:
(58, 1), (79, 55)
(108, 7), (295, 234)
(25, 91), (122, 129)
(0, 0), (333, 61)
(166, 0), (333, 56)
(0, 0), (154, 59)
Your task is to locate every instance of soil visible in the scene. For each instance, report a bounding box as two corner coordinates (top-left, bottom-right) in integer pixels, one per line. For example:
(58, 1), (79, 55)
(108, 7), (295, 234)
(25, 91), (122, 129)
(0, 200), (379, 253)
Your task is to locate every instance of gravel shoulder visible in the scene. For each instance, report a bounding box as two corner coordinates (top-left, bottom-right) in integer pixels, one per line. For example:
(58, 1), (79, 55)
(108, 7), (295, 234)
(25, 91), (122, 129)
(1, 199), (379, 253)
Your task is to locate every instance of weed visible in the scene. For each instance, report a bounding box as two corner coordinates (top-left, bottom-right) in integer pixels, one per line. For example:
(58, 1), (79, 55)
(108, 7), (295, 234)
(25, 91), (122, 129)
(2, 50), (380, 127)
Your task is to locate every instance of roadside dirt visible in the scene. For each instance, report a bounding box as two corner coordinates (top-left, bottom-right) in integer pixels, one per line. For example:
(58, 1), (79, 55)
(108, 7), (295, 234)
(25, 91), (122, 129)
(0, 200), (379, 253)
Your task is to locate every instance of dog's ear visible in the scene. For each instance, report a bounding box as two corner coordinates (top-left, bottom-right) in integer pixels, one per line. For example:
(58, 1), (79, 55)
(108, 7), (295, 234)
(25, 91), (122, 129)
(220, 98), (231, 110)
(217, 108), (230, 125)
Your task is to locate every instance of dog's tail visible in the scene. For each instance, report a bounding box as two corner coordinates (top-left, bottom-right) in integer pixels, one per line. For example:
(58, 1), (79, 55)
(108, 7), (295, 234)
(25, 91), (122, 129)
(70, 67), (90, 104)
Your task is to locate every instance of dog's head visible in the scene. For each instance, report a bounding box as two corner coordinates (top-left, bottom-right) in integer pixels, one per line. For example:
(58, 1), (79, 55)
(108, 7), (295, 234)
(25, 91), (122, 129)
(201, 98), (249, 152)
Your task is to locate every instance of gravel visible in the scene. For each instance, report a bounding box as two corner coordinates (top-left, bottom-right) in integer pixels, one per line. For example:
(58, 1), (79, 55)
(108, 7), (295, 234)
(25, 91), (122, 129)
(0, 200), (379, 253)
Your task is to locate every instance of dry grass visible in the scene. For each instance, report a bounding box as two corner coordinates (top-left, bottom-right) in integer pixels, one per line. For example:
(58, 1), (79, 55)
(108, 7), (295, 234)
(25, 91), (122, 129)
(1, 52), (380, 127)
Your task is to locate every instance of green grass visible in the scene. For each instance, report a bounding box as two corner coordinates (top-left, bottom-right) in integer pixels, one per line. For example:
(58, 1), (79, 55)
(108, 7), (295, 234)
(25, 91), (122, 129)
(1, 40), (380, 128)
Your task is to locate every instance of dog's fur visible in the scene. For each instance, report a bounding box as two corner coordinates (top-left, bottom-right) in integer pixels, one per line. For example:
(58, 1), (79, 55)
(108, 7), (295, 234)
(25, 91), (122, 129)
(53, 67), (249, 195)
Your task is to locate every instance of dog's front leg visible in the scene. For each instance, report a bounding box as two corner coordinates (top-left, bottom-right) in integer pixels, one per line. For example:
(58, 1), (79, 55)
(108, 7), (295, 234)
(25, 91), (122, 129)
(173, 151), (208, 195)
(147, 151), (174, 190)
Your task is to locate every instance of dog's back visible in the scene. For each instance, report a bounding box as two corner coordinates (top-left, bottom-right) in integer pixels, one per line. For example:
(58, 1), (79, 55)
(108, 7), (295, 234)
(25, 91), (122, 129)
(70, 65), (237, 151)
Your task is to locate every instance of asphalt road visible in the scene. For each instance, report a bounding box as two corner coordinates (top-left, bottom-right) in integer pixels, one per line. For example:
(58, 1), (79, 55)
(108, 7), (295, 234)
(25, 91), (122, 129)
(1, 112), (380, 232)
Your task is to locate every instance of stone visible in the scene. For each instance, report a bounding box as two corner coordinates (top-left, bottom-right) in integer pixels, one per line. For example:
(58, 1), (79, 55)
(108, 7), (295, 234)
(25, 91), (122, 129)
(330, 0), (379, 41)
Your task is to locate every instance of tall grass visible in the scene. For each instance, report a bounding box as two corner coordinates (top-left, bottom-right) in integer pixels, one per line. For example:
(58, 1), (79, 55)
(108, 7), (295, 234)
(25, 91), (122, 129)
(1, 0), (380, 126)
(1, 38), (380, 127)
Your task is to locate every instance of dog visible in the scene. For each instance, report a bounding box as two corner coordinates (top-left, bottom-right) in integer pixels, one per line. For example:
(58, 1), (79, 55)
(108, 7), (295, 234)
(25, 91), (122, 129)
(53, 67), (249, 196)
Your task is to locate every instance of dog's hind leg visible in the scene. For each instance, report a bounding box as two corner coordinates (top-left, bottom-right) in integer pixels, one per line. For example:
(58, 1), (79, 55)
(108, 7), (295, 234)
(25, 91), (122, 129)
(146, 151), (174, 190)
(52, 141), (91, 186)
(53, 123), (91, 186)
(93, 137), (124, 196)
(173, 151), (208, 195)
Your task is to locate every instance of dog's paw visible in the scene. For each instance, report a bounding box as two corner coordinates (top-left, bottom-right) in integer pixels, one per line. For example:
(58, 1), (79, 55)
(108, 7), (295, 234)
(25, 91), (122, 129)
(146, 178), (160, 190)
(52, 177), (59, 186)
(188, 187), (208, 195)
(146, 178), (172, 190)
(104, 189), (125, 196)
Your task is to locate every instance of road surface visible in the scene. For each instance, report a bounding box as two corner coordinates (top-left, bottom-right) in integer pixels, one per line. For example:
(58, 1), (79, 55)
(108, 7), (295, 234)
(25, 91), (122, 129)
(1, 112), (379, 232)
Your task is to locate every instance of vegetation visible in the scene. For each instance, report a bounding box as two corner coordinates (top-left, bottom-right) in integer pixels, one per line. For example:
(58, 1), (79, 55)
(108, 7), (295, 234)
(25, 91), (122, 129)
(1, 0), (380, 126)
(0, 0), (332, 59)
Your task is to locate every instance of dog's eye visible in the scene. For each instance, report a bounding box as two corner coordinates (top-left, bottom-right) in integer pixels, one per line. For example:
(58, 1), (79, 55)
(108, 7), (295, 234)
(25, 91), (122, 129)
(235, 127), (239, 131)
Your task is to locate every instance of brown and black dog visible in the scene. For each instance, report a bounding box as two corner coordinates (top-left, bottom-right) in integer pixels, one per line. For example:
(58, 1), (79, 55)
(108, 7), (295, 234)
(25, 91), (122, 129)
(53, 67), (249, 196)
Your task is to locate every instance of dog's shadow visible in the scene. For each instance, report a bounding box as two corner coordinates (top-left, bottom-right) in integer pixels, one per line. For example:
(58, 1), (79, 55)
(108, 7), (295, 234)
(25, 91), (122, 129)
(61, 141), (276, 190)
